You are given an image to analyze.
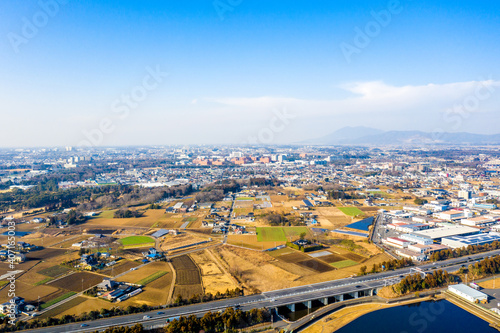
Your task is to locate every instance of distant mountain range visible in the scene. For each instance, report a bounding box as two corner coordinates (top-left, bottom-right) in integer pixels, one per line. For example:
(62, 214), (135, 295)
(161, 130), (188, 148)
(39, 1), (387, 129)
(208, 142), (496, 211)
(301, 126), (500, 145)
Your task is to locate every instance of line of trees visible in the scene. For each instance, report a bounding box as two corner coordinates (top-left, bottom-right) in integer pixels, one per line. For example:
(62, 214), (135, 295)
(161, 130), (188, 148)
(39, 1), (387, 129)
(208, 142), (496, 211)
(165, 308), (271, 333)
(468, 255), (500, 279)
(430, 241), (500, 262)
(359, 258), (413, 275)
(0, 177), (194, 213)
(393, 270), (453, 295)
(114, 209), (143, 218)
(173, 288), (243, 306)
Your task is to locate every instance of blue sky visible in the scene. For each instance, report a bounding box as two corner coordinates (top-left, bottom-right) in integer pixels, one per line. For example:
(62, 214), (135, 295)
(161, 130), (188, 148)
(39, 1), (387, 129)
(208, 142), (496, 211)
(1, 0), (500, 147)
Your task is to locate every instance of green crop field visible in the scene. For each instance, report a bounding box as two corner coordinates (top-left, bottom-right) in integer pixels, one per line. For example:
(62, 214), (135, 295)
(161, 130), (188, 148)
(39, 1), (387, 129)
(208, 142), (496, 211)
(283, 227), (309, 238)
(136, 271), (168, 286)
(330, 260), (358, 269)
(338, 207), (364, 216)
(119, 236), (155, 246)
(41, 292), (76, 309)
(256, 227), (286, 242)
(256, 227), (309, 242)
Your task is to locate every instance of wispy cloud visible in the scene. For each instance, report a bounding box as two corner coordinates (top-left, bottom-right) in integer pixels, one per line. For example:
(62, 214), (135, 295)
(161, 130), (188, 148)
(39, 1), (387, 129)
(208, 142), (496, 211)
(208, 80), (500, 117)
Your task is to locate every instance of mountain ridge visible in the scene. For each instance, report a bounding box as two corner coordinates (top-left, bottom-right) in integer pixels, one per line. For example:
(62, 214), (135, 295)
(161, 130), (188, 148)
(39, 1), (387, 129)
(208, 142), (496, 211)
(302, 127), (500, 145)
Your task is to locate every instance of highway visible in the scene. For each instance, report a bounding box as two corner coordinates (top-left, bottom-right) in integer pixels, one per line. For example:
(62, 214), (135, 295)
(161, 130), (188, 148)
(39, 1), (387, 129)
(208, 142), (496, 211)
(17, 249), (500, 333)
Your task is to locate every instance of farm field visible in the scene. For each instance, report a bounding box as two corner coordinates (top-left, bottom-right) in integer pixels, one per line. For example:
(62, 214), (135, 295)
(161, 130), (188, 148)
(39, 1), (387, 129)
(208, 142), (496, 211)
(171, 255), (203, 299)
(227, 234), (284, 250)
(40, 291), (76, 309)
(256, 227), (309, 242)
(159, 233), (208, 251)
(296, 259), (334, 273)
(37, 265), (72, 278)
(330, 260), (358, 269)
(190, 250), (238, 294)
(24, 248), (69, 261)
(116, 261), (171, 284)
(85, 209), (185, 229)
(49, 272), (104, 292)
(173, 285), (204, 300)
(338, 207), (364, 217)
(213, 246), (303, 293)
(136, 271), (168, 286)
(119, 235), (155, 246)
(100, 260), (140, 277)
(0, 281), (64, 304)
(37, 296), (87, 320)
(256, 227), (285, 242)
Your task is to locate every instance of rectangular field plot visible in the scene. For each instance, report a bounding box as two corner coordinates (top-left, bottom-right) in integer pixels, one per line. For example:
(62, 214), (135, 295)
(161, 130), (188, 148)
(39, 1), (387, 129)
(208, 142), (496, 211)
(330, 260), (358, 269)
(37, 265), (72, 278)
(136, 271), (168, 286)
(338, 207), (364, 216)
(283, 227), (309, 238)
(278, 252), (311, 263)
(342, 252), (366, 262)
(256, 227), (286, 242)
(320, 254), (347, 263)
(119, 235), (155, 246)
(173, 284), (203, 300)
(100, 260), (140, 277)
(25, 248), (68, 261)
(308, 251), (332, 258)
(49, 272), (104, 292)
(296, 259), (334, 273)
(171, 255), (198, 270)
(175, 270), (201, 285)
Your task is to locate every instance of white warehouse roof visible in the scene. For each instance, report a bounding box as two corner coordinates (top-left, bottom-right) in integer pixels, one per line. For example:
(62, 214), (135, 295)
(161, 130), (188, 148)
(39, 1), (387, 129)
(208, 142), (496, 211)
(414, 225), (479, 240)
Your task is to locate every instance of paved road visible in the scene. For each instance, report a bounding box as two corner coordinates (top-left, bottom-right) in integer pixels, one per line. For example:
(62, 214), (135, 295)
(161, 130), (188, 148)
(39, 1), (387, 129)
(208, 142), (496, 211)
(17, 249), (500, 333)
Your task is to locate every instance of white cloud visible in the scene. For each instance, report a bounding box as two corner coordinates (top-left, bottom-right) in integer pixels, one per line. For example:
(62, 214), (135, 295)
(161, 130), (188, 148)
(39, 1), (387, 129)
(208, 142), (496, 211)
(208, 79), (500, 117)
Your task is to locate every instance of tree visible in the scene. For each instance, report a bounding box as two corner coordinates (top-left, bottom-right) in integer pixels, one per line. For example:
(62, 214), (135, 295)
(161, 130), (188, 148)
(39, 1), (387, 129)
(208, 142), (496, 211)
(414, 198), (428, 205)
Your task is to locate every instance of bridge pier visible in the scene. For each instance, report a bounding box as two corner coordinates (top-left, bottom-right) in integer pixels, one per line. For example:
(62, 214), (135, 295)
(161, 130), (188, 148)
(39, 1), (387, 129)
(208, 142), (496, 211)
(347, 292), (358, 299)
(303, 300), (312, 309)
(319, 297), (328, 306)
(335, 294), (344, 302)
(286, 303), (295, 312)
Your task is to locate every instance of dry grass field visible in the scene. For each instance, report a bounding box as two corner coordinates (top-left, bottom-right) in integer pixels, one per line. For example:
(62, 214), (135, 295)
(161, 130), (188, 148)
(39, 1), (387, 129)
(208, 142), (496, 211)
(314, 207), (352, 229)
(213, 243), (392, 293)
(160, 233), (209, 251)
(190, 250), (238, 294)
(227, 234), (285, 251)
(0, 281), (64, 304)
(478, 277), (500, 289)
(116, 261), (171, 284)
(84, 209), (186, 229)
(214, 246), (302, 292)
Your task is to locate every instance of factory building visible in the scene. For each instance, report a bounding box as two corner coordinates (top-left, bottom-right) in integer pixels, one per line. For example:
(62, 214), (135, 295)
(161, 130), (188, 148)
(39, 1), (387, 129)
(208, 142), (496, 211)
(441, 232), (500, 249)
(448, 284), (488, 303)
